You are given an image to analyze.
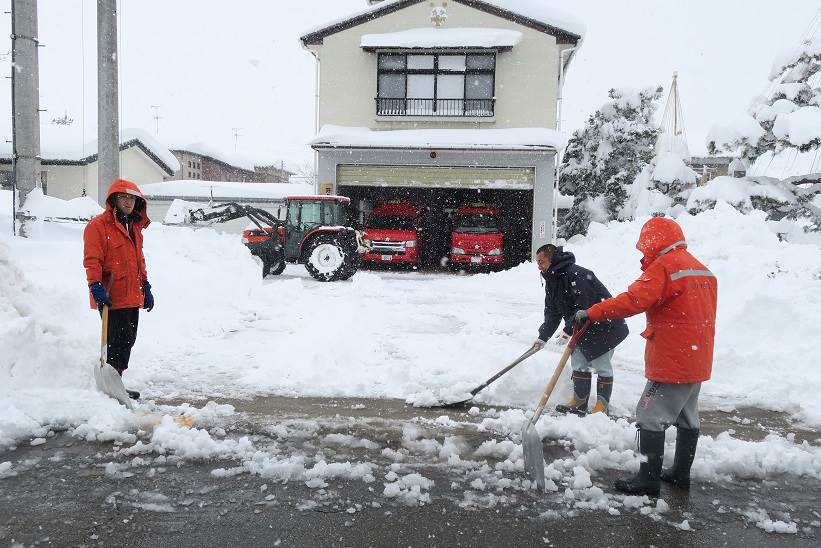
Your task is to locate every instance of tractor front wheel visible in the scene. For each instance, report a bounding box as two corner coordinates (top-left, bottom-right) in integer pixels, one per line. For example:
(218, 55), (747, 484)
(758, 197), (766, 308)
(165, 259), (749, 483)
(305, 235), (354, 282)
(263, 258), (286, 277)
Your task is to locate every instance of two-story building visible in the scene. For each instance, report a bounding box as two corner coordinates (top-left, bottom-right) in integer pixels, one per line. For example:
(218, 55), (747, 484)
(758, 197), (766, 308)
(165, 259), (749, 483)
(300, 0), (584, 264)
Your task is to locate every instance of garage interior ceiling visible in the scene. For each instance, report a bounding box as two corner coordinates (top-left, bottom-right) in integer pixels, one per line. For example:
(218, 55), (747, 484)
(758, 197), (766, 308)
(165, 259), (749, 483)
(337, 165), (535, 190)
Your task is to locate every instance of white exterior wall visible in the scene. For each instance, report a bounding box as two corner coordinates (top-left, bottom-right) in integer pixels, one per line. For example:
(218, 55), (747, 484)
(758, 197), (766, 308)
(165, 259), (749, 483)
(316, 2), (562, 130)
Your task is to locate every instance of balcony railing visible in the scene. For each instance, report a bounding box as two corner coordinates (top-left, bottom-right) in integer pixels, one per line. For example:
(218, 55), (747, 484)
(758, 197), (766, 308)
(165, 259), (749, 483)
(376, 97), (495, 117)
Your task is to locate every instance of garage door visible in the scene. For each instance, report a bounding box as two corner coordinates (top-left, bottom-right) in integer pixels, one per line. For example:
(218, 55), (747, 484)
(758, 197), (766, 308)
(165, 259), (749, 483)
(337, 165), (534, 190)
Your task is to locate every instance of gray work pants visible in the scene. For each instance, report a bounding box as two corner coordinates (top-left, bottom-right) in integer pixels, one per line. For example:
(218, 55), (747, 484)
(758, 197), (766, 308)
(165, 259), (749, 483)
(635, 380), (701, 431)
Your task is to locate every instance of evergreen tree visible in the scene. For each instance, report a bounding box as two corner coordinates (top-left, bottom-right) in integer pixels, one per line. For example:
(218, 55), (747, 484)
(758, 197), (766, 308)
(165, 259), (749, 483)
(558, 87), (662, 238)
(708, 37), (821, 163)
(706, 37), (821, 231)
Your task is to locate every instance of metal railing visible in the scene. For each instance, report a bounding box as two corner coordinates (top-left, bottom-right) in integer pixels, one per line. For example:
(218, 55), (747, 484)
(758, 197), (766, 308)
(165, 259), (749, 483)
(376, 98), (495, 117)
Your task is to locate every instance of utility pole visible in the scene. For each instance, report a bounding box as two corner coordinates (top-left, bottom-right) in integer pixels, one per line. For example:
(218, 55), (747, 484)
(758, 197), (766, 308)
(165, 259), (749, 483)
(97, 0), (119, 205)
(232, 128), (242, 152)
(150, 105), (162, 135)
(11, 0), (43, 237)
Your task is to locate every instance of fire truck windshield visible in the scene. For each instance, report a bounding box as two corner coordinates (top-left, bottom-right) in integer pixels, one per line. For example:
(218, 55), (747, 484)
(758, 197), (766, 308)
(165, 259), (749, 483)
(453, 214), (500, 234)
(367, 215), (418, 231)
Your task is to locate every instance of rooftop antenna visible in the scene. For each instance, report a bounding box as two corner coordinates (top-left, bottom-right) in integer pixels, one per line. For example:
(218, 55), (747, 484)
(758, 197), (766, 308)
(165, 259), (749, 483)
(232, 127), (242, 152)
(150, 105), (162, 135)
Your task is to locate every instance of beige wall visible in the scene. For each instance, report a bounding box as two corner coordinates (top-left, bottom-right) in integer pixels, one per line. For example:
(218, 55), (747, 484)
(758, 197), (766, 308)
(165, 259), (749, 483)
(316, 1), (563, 130)
(44, 146), (171, 202)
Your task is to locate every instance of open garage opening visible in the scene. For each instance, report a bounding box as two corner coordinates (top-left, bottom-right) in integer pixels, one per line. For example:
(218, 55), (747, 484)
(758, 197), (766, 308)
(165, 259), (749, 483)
(337, 185), (534, 269)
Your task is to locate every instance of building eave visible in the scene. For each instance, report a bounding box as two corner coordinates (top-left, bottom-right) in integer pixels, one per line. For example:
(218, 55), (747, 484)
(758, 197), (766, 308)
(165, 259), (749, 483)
(311, 144), (556, 153)
(300, 0), (582, 48)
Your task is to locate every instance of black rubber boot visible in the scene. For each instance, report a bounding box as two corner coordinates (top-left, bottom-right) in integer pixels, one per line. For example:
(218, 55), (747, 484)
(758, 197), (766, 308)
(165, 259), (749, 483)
(660, 427), (699, 488)
(126, 389), (140, 400)
(591, 375), (613, 414)
(556, 371), (591, 415)
(614, 429), (665, 496)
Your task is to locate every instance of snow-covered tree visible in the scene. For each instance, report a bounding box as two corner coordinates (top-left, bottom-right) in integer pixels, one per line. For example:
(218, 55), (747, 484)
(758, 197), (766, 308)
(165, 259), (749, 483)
(705, 37), (821, 232)
(707, 38), (821, 164)
(648, 154), (699, 209)
(558, 87), (662, 238)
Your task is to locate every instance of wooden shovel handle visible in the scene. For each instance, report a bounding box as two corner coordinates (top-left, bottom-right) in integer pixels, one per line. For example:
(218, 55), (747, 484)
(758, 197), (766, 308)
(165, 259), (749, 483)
(101, 305), (109, 346)
(536, 321), (591, 409)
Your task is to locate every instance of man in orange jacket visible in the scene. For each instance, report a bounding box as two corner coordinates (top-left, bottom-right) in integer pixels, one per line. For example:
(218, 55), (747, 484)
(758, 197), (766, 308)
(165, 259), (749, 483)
(574, 216), (717, 496)
(83, 179), (154, 400)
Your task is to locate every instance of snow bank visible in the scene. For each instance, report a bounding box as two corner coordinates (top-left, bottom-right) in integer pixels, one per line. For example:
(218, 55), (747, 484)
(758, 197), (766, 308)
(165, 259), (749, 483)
(1, 193), (820, 457)
(19, 188), (103, 220)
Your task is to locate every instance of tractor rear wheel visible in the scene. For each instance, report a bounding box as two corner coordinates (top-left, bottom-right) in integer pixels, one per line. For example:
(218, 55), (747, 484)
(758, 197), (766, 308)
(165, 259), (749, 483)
(305, 234), (354, 282)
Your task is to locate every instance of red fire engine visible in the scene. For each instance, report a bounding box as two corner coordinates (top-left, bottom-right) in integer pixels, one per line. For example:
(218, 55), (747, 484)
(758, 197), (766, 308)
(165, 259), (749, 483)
(449, 203), (504, 267)
(362, 200), (423, 265)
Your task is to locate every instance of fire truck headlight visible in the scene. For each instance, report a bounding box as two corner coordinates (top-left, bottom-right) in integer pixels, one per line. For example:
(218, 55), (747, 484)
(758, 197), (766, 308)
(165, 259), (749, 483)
(451, 247), (465, 255)
(488, 248), (502, 256)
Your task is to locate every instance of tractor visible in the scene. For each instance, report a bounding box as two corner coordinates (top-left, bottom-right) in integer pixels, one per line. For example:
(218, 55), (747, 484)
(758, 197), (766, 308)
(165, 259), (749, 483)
(185, 195), (364, 282)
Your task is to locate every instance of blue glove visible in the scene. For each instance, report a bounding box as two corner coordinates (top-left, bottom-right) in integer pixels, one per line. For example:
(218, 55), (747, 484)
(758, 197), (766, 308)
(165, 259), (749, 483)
(574, 309), (589, 327)
(143, 281), (154, 312)
(89, 282), (112, 308)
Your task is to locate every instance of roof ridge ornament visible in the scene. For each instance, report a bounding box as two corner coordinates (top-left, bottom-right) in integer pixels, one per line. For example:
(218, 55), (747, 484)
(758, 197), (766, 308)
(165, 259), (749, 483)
(430, 1), (448, 27)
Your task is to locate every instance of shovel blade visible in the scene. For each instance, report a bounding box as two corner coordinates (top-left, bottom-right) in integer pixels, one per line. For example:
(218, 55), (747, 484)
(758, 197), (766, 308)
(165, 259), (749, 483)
(521, 421), (546, 491)
(435, 397), (473, 409)
(94, 362), (135, 410)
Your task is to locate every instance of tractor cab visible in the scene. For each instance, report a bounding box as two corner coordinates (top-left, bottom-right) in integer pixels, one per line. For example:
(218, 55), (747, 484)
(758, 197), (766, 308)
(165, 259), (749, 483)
(281, 195), (352, 262)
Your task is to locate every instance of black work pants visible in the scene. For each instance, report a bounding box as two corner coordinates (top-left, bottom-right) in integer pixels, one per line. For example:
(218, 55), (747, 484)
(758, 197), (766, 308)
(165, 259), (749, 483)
(102, 307), (140, 373)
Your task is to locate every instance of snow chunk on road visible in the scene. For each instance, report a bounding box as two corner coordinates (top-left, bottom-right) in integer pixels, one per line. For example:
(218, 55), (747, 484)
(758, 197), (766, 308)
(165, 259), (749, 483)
(0, 461), (16, 479)
(322, 433), (379, 450)
(383, 472), (434, 505)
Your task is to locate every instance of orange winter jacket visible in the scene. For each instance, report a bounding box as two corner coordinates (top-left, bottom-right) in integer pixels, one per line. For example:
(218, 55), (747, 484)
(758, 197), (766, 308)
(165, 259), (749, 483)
(587, 217), (717, 383)
(83, 179), (150, 310)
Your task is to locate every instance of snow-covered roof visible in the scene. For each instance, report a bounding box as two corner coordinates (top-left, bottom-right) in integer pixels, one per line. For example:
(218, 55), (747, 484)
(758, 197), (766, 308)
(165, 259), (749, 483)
(361, 27), (522, 50)
(310, 125), (564, 151)
(301, 0), (585, 47)
(0, 128), (180, 176)
(170, 142), (257, 172)
(139, 180), (314, 201)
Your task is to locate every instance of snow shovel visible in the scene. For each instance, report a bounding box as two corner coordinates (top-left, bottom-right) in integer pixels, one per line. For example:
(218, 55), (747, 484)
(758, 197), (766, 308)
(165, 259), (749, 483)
(93, 306), (135, 410)
(522, 320), (590, 490)
(436, 342), (543, 408)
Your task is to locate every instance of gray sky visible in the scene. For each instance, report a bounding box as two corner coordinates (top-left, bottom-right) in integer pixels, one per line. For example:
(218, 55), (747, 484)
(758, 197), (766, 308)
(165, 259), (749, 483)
(2, 0), (820, 168)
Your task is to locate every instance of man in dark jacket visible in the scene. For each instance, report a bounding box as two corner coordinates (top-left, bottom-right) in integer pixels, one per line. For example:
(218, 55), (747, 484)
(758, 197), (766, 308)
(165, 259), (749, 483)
(534, 244), (628, 415)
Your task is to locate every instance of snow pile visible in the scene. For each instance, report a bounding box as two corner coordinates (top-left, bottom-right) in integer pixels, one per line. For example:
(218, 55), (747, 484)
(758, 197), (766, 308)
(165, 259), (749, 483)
(1, 192), (821, 458)
(19, 188), (103, 220)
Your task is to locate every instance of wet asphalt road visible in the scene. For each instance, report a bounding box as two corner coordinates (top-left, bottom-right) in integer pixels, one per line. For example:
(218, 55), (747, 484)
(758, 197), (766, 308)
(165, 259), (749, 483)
(1, 397), (819, 547)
